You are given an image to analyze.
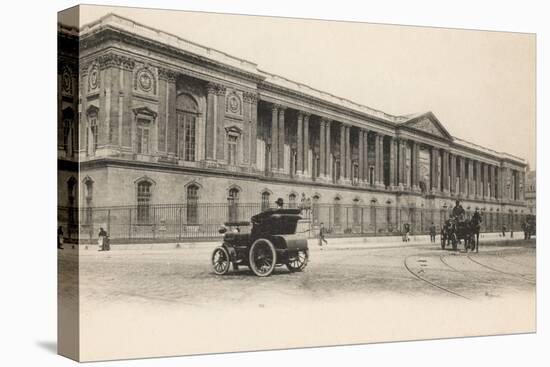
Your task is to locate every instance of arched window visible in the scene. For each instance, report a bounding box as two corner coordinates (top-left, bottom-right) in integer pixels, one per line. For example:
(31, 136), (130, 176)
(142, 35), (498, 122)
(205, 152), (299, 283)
(228, 187), (240, 222)
(176, 93), (198, 162)
(137, 181), (152, 223)
(261, 191), (270, 211)
(334, 197), (342, 226)
(289, 193), (297, 208)
(186, 184), (199, 225)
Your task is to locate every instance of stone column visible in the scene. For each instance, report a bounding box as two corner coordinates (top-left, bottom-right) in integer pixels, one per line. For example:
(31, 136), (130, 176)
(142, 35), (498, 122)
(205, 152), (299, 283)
(450, 153), (456, 195)
(296, 112), (304, 176)
(325, 119), (331, 180)
(389, 137), (396, 189)
(431, 147), (439, 193)
(374, 133), (381, 187)
(303, 113), (310, 177)
(397, 139), (404, 188)
(459, 156), (465, 197)
(319, 118), (326, 179)
(359, 129), (364, 184)
(520, 170), (525, 201)
(214, 85), (226, 161)
(243, 92), (258, 167)
(492, 165), (498, 199)
(362, 130), (369, 184)
(339, 123), (346, 182)
(476, 161), (482, 199)
(468, 159), (474, 198)
(412, 141), (420, 191)
(381, 135), (386, 187)
(345, 125), (352, 182)
(270, 105), (279, 171)
(483, 163), (490, 200)
(489, 164), (495, 200)
(205, 83), (217, 160)
(278, 106), (286, 173)
(442, 150), (449, 194)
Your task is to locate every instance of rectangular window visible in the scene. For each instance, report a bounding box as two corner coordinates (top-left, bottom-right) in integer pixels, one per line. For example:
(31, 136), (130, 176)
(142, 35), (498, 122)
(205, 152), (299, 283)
(136, 119), (150, 154)
(137, 183), (151, 223)
(184, 115), (196, 161)
(186, 186), (199, 225)
(90, 116), (98, 153)
(228, 135), (238, 165)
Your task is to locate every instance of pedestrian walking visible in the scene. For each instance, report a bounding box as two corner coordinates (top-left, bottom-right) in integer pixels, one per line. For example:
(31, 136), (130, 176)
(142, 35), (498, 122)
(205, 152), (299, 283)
(318, 222), (328, 249)
(403, 223), (410, 242)
(98, 227), (109, 251)
(57, 226), (64, 250)
(429, 222), (436, 243)
(501, 225), (507, 237)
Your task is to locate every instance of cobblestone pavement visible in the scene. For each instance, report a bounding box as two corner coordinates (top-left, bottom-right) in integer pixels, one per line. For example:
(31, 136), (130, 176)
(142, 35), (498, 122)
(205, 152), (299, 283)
(70, 239), (535, 308)
(59, 238), (536, 361)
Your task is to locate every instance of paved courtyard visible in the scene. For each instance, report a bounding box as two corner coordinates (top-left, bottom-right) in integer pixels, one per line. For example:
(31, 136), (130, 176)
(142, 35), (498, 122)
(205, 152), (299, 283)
(59, 237), (536, 361)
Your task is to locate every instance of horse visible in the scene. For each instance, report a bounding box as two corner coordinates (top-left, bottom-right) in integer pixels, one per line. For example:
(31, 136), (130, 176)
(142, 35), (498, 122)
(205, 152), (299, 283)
(467, 214), (482, 253)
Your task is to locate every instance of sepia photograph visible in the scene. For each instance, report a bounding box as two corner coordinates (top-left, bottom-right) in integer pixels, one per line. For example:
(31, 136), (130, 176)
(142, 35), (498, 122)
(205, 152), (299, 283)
(57, 4), (536, 362)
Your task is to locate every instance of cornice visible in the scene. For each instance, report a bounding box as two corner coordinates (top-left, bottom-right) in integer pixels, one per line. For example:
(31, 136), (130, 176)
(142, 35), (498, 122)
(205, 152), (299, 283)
(80, 26), (265, 85)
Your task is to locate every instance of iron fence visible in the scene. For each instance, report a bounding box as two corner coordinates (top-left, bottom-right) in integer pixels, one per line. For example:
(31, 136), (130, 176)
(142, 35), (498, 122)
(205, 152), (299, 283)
(58, 203), (531, 243)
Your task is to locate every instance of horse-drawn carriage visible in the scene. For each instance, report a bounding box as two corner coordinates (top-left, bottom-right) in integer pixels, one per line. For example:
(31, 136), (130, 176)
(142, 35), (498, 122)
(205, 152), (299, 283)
(211, 208), (309, 277)
(441, 216), (481, 252)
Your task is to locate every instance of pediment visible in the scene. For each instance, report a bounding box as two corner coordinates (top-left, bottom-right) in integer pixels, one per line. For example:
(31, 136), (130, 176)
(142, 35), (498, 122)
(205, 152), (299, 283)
(400, 112), (453, 141)
(132, 106), (157, 118)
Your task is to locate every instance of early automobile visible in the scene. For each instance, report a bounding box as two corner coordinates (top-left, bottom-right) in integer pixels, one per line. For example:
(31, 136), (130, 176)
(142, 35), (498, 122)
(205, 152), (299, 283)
(211, 208), (309, 277)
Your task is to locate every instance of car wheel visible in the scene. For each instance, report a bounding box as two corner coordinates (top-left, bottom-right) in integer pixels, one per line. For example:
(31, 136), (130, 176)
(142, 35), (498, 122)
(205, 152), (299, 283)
(212, 246), (231, 275)
(249, 239), (276, 277)
(287, 250), (309, 272)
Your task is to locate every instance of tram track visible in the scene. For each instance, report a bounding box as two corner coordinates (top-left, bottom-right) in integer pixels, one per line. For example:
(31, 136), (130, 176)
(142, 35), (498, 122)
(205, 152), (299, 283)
(466, 254), (535, 285)
(438, 254), (485, 282)
(496, 251), (536, 269)
(403, 255), (470, 300)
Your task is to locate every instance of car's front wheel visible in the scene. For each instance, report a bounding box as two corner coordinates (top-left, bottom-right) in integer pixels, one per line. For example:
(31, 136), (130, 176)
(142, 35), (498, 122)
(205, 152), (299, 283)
(212, 246), (231, 275)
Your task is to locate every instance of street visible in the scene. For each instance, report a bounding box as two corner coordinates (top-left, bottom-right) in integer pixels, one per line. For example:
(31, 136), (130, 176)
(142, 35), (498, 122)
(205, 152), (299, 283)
(60, 238), (536, 361)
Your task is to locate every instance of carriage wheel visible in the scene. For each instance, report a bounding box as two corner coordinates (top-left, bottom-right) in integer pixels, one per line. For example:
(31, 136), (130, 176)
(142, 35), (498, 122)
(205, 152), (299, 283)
(287, 250), (309, 272)
(249, 239), (277, 277)
(212, 246), (231, 275)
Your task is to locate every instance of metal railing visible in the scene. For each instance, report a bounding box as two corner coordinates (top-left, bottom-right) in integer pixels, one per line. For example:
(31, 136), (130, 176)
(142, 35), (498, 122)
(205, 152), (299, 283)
(57, 203), (531, 243)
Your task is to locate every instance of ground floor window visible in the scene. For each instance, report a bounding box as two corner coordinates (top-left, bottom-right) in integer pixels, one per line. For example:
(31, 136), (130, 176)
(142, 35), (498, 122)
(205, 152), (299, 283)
(137, 181), (152, 223)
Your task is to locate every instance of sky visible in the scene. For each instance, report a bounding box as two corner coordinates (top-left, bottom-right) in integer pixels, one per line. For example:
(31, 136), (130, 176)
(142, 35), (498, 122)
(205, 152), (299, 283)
(74, 5), (536, 168)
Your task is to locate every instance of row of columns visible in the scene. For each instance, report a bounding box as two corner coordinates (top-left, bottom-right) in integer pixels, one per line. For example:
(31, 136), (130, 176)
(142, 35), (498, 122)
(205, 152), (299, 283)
(268, 103), (524, 202)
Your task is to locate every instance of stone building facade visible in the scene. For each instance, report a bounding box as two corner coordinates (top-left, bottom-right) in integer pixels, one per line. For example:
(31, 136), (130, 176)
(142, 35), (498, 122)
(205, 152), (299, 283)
(58, 15), (529, 240)
(525, 170), (536, 215)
